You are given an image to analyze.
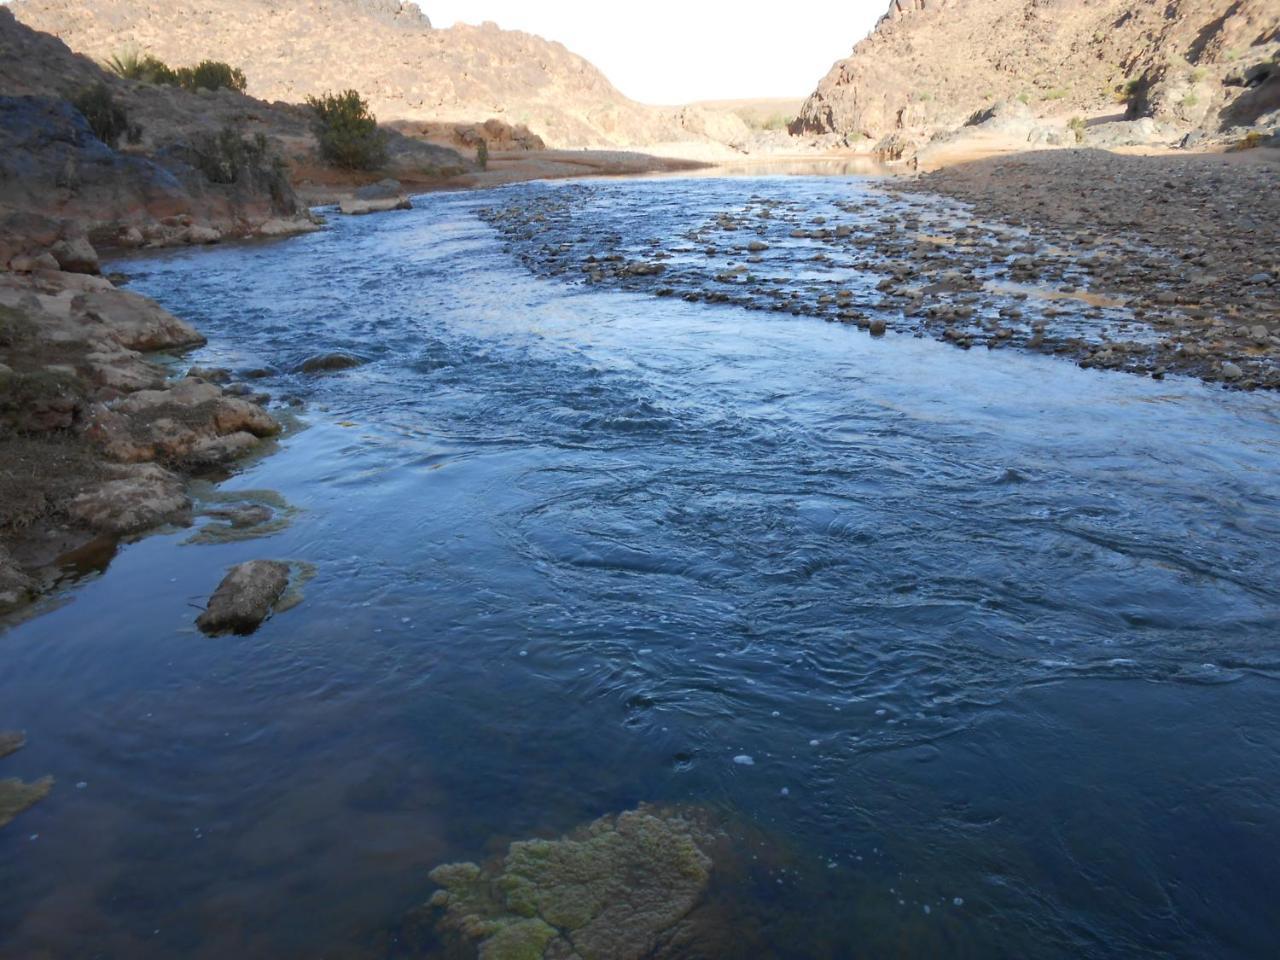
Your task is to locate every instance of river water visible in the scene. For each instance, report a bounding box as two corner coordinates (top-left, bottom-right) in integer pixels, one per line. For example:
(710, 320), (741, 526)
(2, 174), (1279, 959)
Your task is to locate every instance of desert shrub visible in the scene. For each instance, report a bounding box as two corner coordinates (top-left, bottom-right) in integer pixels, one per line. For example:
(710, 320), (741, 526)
(1180, 92), (1200, 108)
(913, 90), (932, 102)
(176, 60), (247, 93)
(1016, 91), (1031, 105)
(305, 90), (388, 170)
(476, 138), (489, 170)
(1190, 67), (1208, 82)
(1042, 87), (1068, 100)
(1067, 116), (1086, 143)
(71, 83), (142, 147)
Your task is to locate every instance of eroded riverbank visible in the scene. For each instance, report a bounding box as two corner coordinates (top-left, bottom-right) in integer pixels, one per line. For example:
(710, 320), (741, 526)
(2, 177), (1279, 958)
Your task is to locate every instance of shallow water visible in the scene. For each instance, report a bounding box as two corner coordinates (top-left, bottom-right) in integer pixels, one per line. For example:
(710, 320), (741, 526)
(2, 175), (1280, 959)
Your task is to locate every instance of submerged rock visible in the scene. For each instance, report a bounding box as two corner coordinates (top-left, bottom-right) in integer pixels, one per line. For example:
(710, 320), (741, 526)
(196, 559), (291, 635)
(298, 352), (366, 374)
(0, 731), (53, 829)
(428, 807), (715, 960)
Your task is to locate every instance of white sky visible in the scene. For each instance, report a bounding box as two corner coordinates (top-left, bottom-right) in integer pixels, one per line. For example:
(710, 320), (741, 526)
(427, 1), (887, 104)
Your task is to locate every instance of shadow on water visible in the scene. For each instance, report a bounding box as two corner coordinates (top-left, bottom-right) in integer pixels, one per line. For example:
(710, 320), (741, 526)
(1, 174), (1279, 959)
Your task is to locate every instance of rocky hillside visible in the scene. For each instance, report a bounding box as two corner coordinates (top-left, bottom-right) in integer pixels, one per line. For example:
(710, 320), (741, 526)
(11, 0), (748, 150)
(794, 0), (1280, 143)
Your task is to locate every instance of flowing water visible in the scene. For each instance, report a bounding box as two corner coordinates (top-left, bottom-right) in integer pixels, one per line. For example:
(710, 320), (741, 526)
(2, 174), (1279, 959)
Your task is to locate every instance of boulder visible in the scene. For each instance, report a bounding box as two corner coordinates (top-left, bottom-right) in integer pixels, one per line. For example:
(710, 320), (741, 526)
(298, 352), (366, 374)
(0, 730), (53, 829)
(196, 560), (291, 635)
(872, 132), (917, 163)
(50, 237), (100, 275)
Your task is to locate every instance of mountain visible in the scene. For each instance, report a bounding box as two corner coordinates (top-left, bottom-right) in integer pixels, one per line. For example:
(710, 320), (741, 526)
(11, 0), (746, 149)
(793, 0), (1280, 142)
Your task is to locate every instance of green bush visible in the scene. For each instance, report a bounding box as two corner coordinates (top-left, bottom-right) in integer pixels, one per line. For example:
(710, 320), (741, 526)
(1042, 87), (1068, 101)
(1180, 92), (1200, 108)
(190, 127), (290, 203)
(476, 138), (489, 170)
(177, 60), (247, 93)
(305, 90), (388, 171)
(1068, 116), (1086, 143)
(72, 83), (142, 148)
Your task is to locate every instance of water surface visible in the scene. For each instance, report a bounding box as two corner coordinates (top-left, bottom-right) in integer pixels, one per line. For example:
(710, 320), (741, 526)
(2, 175), (1279, 959)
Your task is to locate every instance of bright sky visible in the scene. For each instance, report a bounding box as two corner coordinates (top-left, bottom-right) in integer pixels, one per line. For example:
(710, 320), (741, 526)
(427, 1), (887, 104)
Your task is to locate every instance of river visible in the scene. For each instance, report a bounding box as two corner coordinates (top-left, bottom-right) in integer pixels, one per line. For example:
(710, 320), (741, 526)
(2, 173), (1279, 959)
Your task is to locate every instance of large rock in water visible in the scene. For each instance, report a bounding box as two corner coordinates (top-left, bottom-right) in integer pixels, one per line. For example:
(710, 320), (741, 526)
(196, 560), (291, 635)
(339, 179), (412, 215)
(427, 808), (716, 960)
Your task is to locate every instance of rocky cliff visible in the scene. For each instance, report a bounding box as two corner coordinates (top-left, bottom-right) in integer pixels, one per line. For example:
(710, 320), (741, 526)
(794, 0), (1279, 143)
(11, 0), (746, 150)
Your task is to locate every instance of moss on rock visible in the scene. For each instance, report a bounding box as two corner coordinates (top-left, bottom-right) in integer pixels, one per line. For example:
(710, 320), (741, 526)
(0, 731), (53, 829)
(427, 807), (715, 960)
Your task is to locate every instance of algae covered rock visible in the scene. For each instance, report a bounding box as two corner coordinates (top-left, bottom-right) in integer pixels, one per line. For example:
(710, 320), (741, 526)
(0, 731), (53, 829)
(428, 807), (716, 960)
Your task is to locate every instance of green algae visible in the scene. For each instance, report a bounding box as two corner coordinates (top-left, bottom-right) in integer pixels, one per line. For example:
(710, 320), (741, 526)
(0, 732), (53, 829)
(184, 485), (299, 545)
(427, 807), (715, 960)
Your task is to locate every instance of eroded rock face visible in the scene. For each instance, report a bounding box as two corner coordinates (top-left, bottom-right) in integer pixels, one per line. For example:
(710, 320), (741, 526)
(10, 0), (748, 151)
(792, 0), (1280, 142)
(428, 808), (716, 960)
(196, 559), (291, 635)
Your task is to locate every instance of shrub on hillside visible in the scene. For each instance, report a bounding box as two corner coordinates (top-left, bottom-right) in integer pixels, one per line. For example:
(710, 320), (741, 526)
(178, 60), (248, 94)
(104, 51), (246, 93)
(476, 138), (489, 170)
(71, 83), (142, 148)
(305, 90), (388, 170)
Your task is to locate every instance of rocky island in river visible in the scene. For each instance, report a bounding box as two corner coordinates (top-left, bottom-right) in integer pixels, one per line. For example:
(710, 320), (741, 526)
(0, 2), (1278, 959)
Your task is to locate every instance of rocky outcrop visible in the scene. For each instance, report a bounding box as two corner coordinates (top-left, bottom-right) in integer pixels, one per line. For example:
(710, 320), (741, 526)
(11, 0), (749, 151)
(196, 559), (291, 635)
(794, 0), (1280, 145)
(0, 9), (325, 262)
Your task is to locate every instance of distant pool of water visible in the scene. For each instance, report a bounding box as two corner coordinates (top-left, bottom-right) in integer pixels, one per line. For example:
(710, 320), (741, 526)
(2, 175), (1279, 959)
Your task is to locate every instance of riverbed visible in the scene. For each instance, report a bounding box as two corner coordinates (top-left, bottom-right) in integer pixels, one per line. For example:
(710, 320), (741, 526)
(2, 173), (1279, 959)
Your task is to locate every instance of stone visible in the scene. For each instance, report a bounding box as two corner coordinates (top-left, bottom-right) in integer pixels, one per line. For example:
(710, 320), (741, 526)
(869, 317), (887, 336)
(0, 546), (35, 613)
(339, 179), (412, 215)
(49, 237), (100, 275)
(196, 560), (292, 635)
(1220, 361), (1244, 380)
(66, 463), (191, 535)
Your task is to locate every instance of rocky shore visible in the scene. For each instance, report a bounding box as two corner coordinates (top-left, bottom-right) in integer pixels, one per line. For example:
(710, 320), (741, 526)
(0, 263), (284, 616)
